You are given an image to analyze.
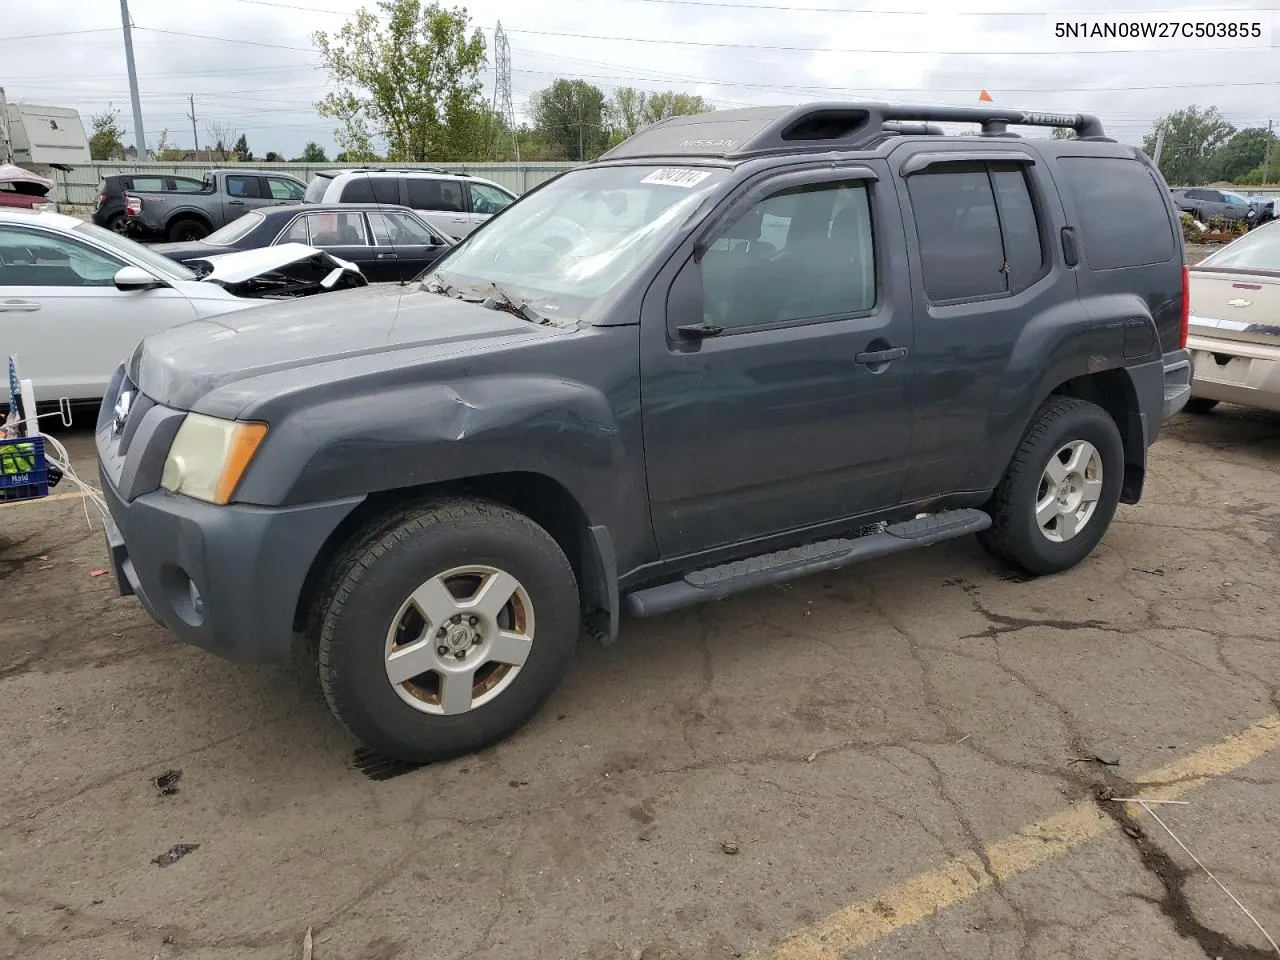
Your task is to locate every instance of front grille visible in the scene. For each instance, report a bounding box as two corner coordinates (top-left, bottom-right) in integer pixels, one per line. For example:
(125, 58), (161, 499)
(96, 367), (187, 502)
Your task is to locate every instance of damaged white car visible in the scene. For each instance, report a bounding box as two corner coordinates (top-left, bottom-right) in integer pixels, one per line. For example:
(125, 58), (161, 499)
(0, 210), (365, 408)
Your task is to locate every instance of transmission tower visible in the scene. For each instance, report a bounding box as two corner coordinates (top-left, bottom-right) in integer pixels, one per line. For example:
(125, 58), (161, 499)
(489, 21), (519, 162)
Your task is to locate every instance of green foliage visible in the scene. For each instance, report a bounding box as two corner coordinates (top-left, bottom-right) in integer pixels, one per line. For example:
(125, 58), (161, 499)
(313, 0), (488, 162)
(89, 107), (125, 161)
(1208, 128), (1277, 183)
(530, 79), (610, 160)
(1143, 105), (1235, 185)
(607, 87), (711, 140)
(233, 134), (254, 162)
(297, 142), (329, 162)
(1236, 163), (1278, 186)
(1050, 126), (1076, 140)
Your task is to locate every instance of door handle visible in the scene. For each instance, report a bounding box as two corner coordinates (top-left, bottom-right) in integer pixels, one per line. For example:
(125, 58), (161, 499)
(450, 216), (467, 222)
(0, 299), (40, 313)
(228, 199), (245, 205)
(855, 346), (907, 365)
(376, 252), (399, 260)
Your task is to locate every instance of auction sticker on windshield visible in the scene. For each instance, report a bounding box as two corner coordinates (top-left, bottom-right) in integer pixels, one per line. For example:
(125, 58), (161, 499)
(641, 168), (712, 189)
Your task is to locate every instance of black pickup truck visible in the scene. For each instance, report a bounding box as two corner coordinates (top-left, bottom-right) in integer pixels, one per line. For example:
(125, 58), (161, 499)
(124, 169), (307, 242)
(98, 102), (1193, 762)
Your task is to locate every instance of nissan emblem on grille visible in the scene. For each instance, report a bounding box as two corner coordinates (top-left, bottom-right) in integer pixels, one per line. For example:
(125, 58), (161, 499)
(112, 390), (133, 434)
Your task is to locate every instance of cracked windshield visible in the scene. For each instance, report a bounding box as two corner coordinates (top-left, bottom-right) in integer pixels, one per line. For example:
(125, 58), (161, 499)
(427, 166), (727, 321)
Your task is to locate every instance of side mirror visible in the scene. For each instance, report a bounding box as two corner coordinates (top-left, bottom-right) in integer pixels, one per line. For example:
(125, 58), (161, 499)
(114, 265), (163, 291)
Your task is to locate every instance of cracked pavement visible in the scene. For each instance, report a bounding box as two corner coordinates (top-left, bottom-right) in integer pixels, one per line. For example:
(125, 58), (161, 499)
(2, 402), (1279, 960)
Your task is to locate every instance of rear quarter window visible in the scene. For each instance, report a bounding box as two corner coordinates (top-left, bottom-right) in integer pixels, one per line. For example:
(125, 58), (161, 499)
(1058, 156), (1175, 270)
(340, 177), (399, 204)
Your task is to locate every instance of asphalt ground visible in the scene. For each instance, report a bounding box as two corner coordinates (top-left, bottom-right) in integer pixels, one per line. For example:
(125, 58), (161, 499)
(2, 396), (1278, 960)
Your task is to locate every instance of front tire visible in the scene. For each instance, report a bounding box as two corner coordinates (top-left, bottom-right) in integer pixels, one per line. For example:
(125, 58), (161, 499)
(317, 498), (580, 763)
(978, 397), (1124, 577)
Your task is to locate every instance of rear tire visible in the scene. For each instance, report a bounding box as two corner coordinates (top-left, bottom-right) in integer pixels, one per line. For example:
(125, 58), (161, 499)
(166, 217), (209, 242)
(317, 498), (580, 763)
(105, 213), (128, 234)
(1184, 397), (1219, 415)
(978, 397), (1124, 577)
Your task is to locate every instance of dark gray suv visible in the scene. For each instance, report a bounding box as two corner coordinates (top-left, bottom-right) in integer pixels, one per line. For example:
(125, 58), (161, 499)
(97, 103), (1193, 762)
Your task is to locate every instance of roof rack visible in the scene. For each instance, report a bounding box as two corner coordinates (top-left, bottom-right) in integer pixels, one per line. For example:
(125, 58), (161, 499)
(319, 166), (467, 176)
(596, 101), (1109, 162)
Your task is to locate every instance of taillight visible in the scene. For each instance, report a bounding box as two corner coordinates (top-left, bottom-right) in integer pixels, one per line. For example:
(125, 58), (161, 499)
(1180, 264), (1189, 349)
(125, 195), (142, 216)
(93, 193), (106, 210)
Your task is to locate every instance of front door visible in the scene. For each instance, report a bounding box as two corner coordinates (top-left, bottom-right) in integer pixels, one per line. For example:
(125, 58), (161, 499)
(464, 181), (516, 234)
(367, 210), (451, 281)
(0, 223), (197, 401)
(406, 178), (472, 239)
(640, 164), (915, 557)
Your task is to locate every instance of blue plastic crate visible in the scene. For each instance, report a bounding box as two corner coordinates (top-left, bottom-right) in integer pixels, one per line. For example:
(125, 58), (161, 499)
(0, 435), (49, 503)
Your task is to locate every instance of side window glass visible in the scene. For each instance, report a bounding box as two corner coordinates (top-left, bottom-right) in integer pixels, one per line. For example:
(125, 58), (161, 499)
(369, 212), (437, 245)
(700, 179), (876, 330)
(989, 166), (1043, 294)
(305, 212), (368, 246)
(1057, 157), (1176, 269)
(0, 226), (124, 287)
(409, 178), (464, 212)
(907, 166), (1006, 301)
(226, 176), (257, 199)
(371, 177), (400, 205)
(267, 178), (305, 201)
(340, 178), (375, 203)
(281, 216), (310, 244)
(131, 177), (165, 191)
(469, 183), (514, 215)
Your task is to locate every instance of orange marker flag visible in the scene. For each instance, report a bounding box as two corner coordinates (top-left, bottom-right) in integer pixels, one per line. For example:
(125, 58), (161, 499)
(978, 89), (993, 102)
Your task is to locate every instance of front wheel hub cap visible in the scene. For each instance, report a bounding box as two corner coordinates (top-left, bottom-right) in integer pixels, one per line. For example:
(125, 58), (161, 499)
(383, 565), (535, 716)
(1035, 439), (1103, 543)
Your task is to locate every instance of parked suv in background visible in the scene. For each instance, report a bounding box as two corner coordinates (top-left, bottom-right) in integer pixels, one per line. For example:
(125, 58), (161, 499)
(1170, 187), (1264, 224)
(92, 173), (204, 235)
(304, 168), (517, 239)
(125, 170), (307, 242)
(99, 103), (1192, 763)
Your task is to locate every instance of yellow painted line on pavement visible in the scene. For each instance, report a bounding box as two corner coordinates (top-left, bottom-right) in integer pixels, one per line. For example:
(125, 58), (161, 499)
(0, 490), (88, 510)
(761, 713), (1280, 960)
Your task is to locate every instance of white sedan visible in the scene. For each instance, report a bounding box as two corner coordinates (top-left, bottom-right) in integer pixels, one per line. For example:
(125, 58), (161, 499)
(0, 210), (364, 407)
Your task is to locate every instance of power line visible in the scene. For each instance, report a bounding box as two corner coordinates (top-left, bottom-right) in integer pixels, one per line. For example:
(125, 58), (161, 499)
(134, 26), (315, 52)
(503, 25), (1278, 55)
(0, 27), (117, 41)
(568, 0), (1277, 13)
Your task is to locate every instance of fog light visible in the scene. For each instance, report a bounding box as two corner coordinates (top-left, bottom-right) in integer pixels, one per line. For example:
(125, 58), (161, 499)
(189, 580), (203, 619)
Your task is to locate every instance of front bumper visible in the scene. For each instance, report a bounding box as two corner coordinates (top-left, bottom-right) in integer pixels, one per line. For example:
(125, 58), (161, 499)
(101, 469), (362, 663)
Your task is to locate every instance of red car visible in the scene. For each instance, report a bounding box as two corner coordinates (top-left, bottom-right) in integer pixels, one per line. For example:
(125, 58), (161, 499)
(0, 164), (57, 212)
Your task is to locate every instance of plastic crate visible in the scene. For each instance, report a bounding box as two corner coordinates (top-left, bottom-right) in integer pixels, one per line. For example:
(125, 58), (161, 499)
(0, 435), (49, 503)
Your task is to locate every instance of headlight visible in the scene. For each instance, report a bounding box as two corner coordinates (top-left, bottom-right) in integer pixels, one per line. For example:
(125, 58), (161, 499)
(161, 413), (268, 504)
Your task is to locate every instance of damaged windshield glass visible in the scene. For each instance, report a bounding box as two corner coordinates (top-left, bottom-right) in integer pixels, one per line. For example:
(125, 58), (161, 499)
(423, 165), (728, 323)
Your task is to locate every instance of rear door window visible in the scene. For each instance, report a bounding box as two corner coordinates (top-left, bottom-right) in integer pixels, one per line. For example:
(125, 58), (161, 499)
(1057, 157), (1176, 270)
(907, 166), (1007, 301)
(407, 178), (465, 212)
(225, 175), (261, 199)
(130, 177), (166, 192)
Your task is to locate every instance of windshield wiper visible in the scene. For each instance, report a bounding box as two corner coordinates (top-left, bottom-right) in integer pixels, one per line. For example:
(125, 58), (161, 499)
(480, 281), (550, 325)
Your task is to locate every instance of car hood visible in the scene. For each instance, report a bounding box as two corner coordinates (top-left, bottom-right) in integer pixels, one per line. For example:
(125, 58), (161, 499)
(186, 242), (356, 283)
(130, 283), (557, 415)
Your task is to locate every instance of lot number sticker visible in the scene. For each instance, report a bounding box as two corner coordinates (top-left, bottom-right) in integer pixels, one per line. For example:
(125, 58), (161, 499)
(641, 168), (712, 188)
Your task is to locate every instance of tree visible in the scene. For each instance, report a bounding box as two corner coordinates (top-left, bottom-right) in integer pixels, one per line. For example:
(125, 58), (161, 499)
(1142, 106), (1235, 186)
(263, 151), (283, 162)
(89, 107), (126, 161)
(297, 141), (329, 162)
(607, 87), (712, 140)
(1207, 127), (1277, 184)
(233, 134), (254, 162)
(1050, 126), (1076, 140)
(205, 121), (241, 161)
(531, 79), (609, 160)
(313, 0), (488, 162)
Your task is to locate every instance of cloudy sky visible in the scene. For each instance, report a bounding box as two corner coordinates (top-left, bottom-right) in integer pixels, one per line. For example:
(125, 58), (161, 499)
(3, 0), (1277, 158)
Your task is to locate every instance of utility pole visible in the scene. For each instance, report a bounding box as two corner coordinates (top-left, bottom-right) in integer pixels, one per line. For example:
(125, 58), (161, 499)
(577, 100), (584, 162)
(1264, 118), (1274, 186)
(1152, 123), (1166, 173)
(187, 94), (199, 154)
(119, 0), (147, 161)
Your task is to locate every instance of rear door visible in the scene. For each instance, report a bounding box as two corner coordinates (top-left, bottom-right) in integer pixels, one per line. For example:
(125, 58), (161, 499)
(406, 177), (471, 238)
(890, 143), (1069, 500)
(0, 223), (197, 401)
(223, 174), (271, 219)
(366, 210), (451, 281)
(283, 211), (387, 280)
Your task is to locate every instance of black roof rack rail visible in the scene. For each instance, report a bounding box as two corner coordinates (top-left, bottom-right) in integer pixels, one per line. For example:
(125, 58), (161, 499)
(597, 101), (1109, 162)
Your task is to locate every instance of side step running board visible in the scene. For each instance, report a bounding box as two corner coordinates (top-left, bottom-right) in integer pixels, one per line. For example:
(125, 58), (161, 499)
(624, 509), (991, 619)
